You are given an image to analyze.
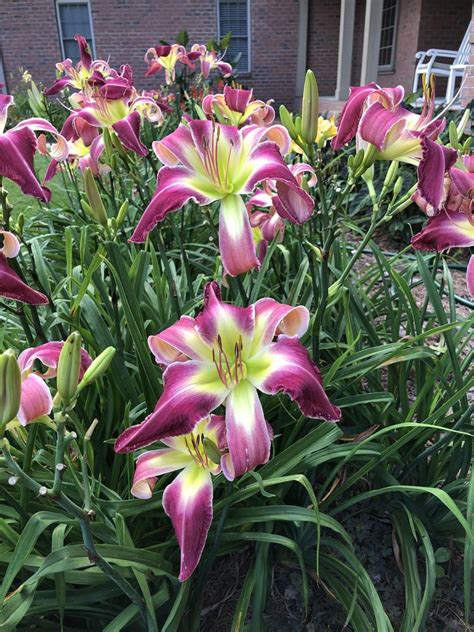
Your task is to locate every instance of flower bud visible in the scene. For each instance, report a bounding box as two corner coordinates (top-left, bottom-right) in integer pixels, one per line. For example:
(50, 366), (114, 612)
(301, 69), (319, 146)
(448, 120), (459, 150)
(57, 333), (82, 406)
(77, 346), (116, 392)
(116, 200), (129, 226)
(279, 104), (298, 140)
(393, 176), (403, 197)
(84, 168), (108, 227)
(383, 160), (399, 190)
(0, 350), (22, 431)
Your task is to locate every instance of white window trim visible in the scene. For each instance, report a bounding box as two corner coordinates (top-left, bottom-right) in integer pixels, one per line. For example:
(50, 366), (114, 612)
(216, 0), (251, 74)
(0, 53), (6, 94)
(56, 0), (96, 60)
(378, 0), (399, 73)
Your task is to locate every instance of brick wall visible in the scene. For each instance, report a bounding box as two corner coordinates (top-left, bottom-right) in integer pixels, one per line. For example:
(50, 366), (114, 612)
(0, 0), (62, 91)
(306, 0), (341, 95)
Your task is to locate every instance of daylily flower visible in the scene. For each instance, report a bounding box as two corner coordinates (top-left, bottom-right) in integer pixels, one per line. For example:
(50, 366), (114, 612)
(45, 35), (113, 97)
(202, 86), (275, 127)
(132, 415), (229, 581)
(131, 118), (314, 275)
(115, 282), (341, 476)
(0, 94), (67, 202)
(43, 116), (105, 181)
(16, 341), (92, 425)
(190, 44), (233, 79)
(331, 83), (445, 165)
(61, 75), (158, 157)
(248, 163), (317, 259)
(292, 115), (338, 154)
(0, 231), (48, 304)
(145, 45), (198, 84)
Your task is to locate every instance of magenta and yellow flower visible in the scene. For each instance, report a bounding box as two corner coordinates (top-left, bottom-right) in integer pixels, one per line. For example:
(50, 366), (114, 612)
(131, 415), (229, 581)
(202, 86), (275, 127)
(115, 282), (340, 476)
(145, 44), (197, 84)
(0, 231), (48, 305)
(190, 44), (233, 79)
(131, 119), (314, 275)
(331, 83), (445, 165)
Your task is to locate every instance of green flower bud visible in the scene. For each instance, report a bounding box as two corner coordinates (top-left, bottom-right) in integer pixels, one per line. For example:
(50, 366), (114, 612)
(203, 437), (222, 466)
(301, 69), (319, 146)
(279, 104), (298, 140)
(393, 176), (403, 197)
(116, 200), (129, 226)
(0, 350), (21, 431)
(84, 168), (108, 227)
(383, 160), (399, 190)
(17, 213), (25, 236)
(456, 108), (471, 140)
(448, 120), (459, 150)
(57, 333), (82, 406)
(77, 347), (116, 392)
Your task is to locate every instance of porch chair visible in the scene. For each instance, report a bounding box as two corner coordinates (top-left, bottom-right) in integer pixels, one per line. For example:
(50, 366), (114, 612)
(412, 24), (471, 104)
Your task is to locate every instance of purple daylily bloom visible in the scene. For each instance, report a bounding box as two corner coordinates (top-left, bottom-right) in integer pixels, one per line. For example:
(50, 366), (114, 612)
(144, 44), (197, 84)
(0, 95), (67, 202)
(202, 86), (275, 127)
(115, 282), (341, 475)
(331, 83), (445, 165)
(130, 118), (314, 276)
(131, 415), (229, 581)
(190, 44), (233, 79)
(16, 341), (92, 425)
(0, 231), (48, 305)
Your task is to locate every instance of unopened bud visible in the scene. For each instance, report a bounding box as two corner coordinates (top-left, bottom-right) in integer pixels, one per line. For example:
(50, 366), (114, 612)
(203, 437), (222, 465)
(383, 160), (399, 190)
(393, 176), (403, 197)
(116, 200), (129, 226)
(0, 350), (22, 432)
(361, 143), (377, 170)
(77, 346), (116, 392)
(57, 333), (82, 406)
(301, 69), (319, 145)
(448, 121), (459, 149)
(17, 213), (25, 235)
(84, 168), (108, 227)
(279, 104), (298, 140)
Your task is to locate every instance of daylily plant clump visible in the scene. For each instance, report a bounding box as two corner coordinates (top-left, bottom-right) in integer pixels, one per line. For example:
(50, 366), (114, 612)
(0, 31), (472, 629)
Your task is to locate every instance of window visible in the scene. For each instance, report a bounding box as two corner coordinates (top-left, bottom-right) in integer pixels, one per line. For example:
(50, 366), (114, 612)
(56, 1), (95, 62)
(378, 0), (398, 71)
(218, 0), (250, 73)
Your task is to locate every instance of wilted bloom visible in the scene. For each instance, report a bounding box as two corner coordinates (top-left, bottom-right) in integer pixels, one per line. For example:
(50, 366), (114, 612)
(190, 44), (233, 79)
(248, 163), (317, 259)
(411, 141), (474, 295)
(115, 282), (341, 476)
(331, 83), (445, 165)
(132, 415), (229, 581)
(131, 119), (314, 275)
(0, 231), (48, 305)
(202, 86), (275, 127)
(0, 94), (67, 201)
(145, 44), (197, 84)
(15, 341), (91, 425)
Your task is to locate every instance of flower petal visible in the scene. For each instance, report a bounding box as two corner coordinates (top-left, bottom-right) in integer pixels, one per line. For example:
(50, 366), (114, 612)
(252, 298), (309, 351)
(272, 180), (315, 224)
(112, 111), (147, 157)
(224, 379), (272, 478)
(131, 448), (193, 499)
(114, 361), (228, 453)
(467, 256), (474, 296)
(0, 256), (49, 305)
(194, 282), (255, 359)
(17, 374), (53, 425)
(411, 210), (474, 251)
(331, 83), (379, 150)
(219, 194), (260, 276)
(0, 94), (14, 134)
(417, 138), (458, 211)
(130, 166), (212, 243)
(224, 86), (252, 113)
(0, 128), (51, 202)
(18, 341), (92, 378)
(162, 463), (213, 581)
(0, 231), (21, 258)
(358, 102), (409, 151)
(248, 336), (341, 421)
(148, 315), (211, 366)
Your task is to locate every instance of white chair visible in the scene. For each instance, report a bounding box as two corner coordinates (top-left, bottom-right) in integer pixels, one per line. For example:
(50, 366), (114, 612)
(412, 25), (471, 104)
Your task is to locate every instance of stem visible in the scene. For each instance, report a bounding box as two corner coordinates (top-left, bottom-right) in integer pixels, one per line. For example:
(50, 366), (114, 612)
(156, 228), (181, 319)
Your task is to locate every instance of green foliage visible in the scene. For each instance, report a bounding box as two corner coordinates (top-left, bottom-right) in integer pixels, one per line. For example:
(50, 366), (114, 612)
(0, 89), (472, 631)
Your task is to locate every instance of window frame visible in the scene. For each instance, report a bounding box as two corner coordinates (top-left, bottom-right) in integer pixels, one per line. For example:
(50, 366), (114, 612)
(216, 0), (251, 74)
(378, 0), (399, 73)
(56, 0), (96, 61)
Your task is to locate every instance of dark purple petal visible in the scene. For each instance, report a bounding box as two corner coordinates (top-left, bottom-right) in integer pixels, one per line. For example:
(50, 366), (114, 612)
(0, 256), (49, 305)
(112, 111), (147, 156)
